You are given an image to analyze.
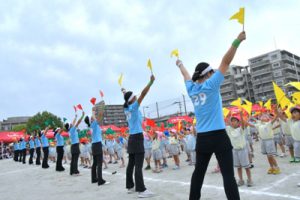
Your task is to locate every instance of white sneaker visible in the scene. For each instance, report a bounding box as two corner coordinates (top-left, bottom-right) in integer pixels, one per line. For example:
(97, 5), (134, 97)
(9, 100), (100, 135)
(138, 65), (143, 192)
(127, 188), (135, 194)
(138, 190), (155, 198)
(104, 181), (110, 185)
(279, 153), (286, 158)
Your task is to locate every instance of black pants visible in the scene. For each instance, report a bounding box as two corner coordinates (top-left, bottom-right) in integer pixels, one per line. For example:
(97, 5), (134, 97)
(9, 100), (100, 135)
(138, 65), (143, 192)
(29, 149), (34, 164)
(56, 146), (65, 171)
(189, 130), (240, 200)
(42, 147), (49, 168)
(19, 149), (23, 162)
(70, 143), (80, 175)
(22, 149), (26, 164)
(91, 142), (105, 185)
(36, 147), (41, 165)
(126, 133), (146, 192)
(14, 150), (19, 161)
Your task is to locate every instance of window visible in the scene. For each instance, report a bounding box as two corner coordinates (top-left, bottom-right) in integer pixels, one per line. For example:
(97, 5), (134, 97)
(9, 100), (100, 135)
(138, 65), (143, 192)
(271, 54), (278, 60)
(273, 70), (282, 77)
(272, 63), (280, 69)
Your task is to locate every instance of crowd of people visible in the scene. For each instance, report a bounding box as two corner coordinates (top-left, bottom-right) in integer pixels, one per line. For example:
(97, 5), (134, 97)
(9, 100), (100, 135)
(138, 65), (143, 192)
(4, 30), (300, 200)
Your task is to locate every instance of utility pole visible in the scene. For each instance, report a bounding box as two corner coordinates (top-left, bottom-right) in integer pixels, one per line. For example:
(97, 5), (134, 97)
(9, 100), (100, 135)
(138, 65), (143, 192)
(182, 94), (187, 116)
(156, 102), (160, 119)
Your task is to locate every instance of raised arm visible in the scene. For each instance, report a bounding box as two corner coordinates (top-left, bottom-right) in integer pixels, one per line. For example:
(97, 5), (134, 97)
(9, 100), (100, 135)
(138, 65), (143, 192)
(137, 75), (155, 105)
(75, 111), (85, 128)
(72, 114), (78, 127)
(176, 60), (192, 81)
(219, 32), (246, 75)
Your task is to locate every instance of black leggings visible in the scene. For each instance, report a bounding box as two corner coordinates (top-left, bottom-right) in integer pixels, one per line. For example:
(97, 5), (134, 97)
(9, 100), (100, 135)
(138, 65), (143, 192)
(56, 146), (64, 171)
(42, 147), (49, 168)
(14, 150), (19, 161)
(22, 149), (26, 164)
(91, 142), (105, 184)
(189, 130), (240, 200)
(29, 149), (34, 164)
(36, 147), (41, 165)
(70, 143), (80, 175)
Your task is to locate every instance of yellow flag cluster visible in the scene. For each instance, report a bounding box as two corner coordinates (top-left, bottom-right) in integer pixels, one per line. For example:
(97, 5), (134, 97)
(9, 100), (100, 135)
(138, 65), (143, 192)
(223, 107), (230, 118)
(230, 7), (245, 25)
(242, 99), (252, 115)
(286, 82), (300, 91)
(230, 98), (242, 108)
(264, 99), (272, 110)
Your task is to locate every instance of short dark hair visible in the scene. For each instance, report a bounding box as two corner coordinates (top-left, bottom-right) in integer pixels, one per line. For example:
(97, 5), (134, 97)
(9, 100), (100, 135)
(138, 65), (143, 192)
(192, 62), (212, 82)
(123, 91), (133, 108)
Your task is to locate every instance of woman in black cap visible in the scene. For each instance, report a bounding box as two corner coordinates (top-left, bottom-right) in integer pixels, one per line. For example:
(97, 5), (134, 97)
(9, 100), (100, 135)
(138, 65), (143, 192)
(176, 31), (246, 200)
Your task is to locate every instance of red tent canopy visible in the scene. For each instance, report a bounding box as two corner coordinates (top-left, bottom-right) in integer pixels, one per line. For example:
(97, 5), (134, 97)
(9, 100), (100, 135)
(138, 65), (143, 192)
(0, 131), (29, 143)
(101, 125), (121, 132)
(45, 129), (69, 139)
(167, 116), (193, 124)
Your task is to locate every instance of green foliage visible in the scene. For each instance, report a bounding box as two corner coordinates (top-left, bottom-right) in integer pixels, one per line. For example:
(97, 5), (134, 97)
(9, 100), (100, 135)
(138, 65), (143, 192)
(11, 124), (27, 132)
(26, 111), (63, 134)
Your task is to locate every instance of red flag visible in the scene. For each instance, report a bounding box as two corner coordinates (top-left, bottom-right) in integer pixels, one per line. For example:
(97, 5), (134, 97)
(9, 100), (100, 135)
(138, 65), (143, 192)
(90, 97), (96, 105)
(160, 123), (165, 132)
(73, 106), (77, 113)
(100, 90), (104, 98)
(77, 104), (83, 110)
(145, 118), (156, 127)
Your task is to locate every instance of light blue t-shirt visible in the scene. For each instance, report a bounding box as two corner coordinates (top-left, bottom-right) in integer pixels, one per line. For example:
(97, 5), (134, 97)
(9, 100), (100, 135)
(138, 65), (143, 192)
(91, 121), (102, 143)
(21, 140), (26, 150)
(18, 143), (22, 150)
(69, 127), (79, 145)
(29, 140), (35, 149)
(35, 138), (41, 148)
(14, 143), (19, 150)
(55, 133), (65, 147)
(41, 134), (49, 147)
(124, 101), (143, 134)
(185, 70), (225, 133)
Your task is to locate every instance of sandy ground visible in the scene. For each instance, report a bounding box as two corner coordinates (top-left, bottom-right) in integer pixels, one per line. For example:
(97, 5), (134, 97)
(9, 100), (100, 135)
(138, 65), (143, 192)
(0, 141), (300, 200)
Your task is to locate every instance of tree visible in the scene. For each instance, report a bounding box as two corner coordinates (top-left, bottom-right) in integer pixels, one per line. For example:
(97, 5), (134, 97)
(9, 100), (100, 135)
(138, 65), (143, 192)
(12, 124), (27, 132)
(26, 111), (63, 134)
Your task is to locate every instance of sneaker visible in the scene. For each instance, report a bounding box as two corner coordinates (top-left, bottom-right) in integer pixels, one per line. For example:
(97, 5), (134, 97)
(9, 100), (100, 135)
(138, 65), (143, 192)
(98, 181), (110, 186)
(127, 188), (135, 194)
(247, 180), (253, 187)
(250, 164), (254, 168)
(144, 165), (151, 170)
(290, 157), (295, 163)
(295, 158), (300, 163)
(172, 165), (180, 170)
(138, 190), (155, 198)
(273, 168), (281, 175)
(267, 168), (274, 174)
(279, 153), (286, 158)
(237, 180), (245, 187)
(152, 168), (162, 173)
(113, 161), (118, 164)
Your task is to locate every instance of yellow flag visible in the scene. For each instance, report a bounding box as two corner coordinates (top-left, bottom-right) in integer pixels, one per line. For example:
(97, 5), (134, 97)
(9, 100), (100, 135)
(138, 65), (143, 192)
(285, 82), (300, 91)
(223, 108), (230, 118)
(264, 99), (272, 110)
(193, 117), (196, 125)
(258, 101), (263, 108)
(242, 99), (252, 115)
(273, 82), (291, 109)
(231, 98), (242, 108)
(118, 73), (123, 87)
(170, 49), (179, 58)
(147, 59), (153, 73)
(292, 92), (300, 104)
(230, 7), (245, 25)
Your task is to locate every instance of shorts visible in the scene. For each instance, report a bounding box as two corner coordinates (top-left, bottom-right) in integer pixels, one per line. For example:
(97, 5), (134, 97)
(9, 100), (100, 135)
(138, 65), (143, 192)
(107, 147), (115, 156)
(246, 134), (253, 145)
(294, 140), (300, 159)
(274, 134), (284, 145)
(233, 147), (250, 168)
(144, 149), (152, 159)
(152, 149), (162, 161)
(285, 135), (294, 148)
(169, 144), (180, 156)
(160, 148), (167, 159)
(116, 150), (123, 159)
(261, 139), (276, 156)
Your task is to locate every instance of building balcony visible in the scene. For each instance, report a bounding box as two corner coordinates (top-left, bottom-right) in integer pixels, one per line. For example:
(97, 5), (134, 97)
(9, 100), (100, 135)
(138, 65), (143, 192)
(249, 60), (270, 68)
(221, 87), (234, 93)
(236, 81), (245, 87)
(251, 69), (272, 76)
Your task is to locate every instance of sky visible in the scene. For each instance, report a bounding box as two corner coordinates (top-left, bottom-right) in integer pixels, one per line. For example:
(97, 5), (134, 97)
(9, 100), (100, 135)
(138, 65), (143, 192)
(1, 0), (300, 121)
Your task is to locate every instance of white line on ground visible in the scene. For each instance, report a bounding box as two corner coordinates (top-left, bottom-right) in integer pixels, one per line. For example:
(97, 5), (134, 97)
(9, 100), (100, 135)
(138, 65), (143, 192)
(259, 172), (300, 192)
(103, 171), (300, 200)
